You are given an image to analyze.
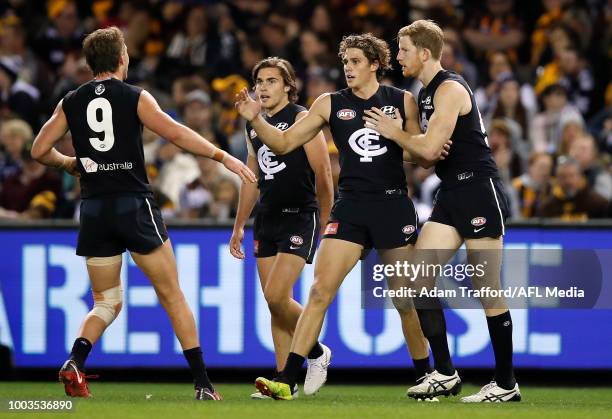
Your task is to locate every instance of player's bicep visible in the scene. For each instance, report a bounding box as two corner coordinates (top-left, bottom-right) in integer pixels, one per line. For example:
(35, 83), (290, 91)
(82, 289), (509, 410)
(137, 90), (181, 140)
(31, 100), (69, 159)
(426, 84), (463, 150)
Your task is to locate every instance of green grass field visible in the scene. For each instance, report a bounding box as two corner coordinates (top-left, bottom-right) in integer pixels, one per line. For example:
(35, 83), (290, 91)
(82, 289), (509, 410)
(2, 382), (611, 419)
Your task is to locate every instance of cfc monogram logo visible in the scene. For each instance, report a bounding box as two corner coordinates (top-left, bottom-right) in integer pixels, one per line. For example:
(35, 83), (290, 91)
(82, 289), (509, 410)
(348, 128), (388, 162)
(257, 145), (286, 179)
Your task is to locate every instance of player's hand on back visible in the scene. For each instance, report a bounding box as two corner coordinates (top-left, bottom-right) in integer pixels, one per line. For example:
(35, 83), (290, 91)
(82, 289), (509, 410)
(439, 140), (452, 161)
(234, 88), (261, 122)
(229, 227), (245, 259)
(63, 156), (81, 177)
(363, 108), (403, 141)
(223, 154), (257, 184)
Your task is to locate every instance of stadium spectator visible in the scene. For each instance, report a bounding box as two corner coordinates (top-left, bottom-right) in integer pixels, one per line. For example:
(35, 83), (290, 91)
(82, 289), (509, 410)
(587, 83), (612, 154)
(512, 152), (554, 218)
(440, 40), (478, 88)
(488, 76), (532, 145)
(0, 148), (61, 218)
(182, 89), (229, 152)
(463, 0), (524, 64)
(537, 156), (609, 220)
(0, 118), (32, 183)
(568, 134), (612, 201)
(207, 178), (239, 221)
(530, 83), (583, 154)
(475, 52), (536, 118)
(178, 156), (239, 219)
(0, 16), (41, 87)
(211, 74), (249, 159)
(557, 47), (594, 116)
(488, 119), (523, 217)
(32, 0), (83, 72)
(530, 0), (591, 67)
(0, 0), (610, 222)
(166, 5), (216, 71)
(155, 141), (200, 211)
(0, 57), (40, 129)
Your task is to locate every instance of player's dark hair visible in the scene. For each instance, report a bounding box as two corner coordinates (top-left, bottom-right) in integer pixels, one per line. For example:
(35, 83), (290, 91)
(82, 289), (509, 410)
(82, 26), (125, 76)
(398, 20), (444, 60)
(338, 33), (392, 81)
(252, 57), (298, 103)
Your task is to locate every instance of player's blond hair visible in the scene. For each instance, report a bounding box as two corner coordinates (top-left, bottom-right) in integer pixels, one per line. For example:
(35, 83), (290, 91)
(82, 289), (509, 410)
(338, 33), (392, 80)
(398, 20), (444, 60)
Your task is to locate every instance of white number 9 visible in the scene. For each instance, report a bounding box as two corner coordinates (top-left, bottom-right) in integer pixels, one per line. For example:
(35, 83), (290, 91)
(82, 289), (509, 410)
(86, 97), (115, 152)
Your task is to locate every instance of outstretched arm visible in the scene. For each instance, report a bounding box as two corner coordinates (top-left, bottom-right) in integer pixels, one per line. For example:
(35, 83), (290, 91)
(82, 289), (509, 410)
(365, 82), (465, 162)
(235, 88), (330, 155)
(31, 100), (79, 176)
(138, 90), (256, 183)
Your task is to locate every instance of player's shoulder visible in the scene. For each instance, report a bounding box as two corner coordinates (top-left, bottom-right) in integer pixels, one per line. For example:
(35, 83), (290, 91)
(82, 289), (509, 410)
(331, 87), (351, 99)
(290, 103), (308, 114)
(379, 84), (405, 95)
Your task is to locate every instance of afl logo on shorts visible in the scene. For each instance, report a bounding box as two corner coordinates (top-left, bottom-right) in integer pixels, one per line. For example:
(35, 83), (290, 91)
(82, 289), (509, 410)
(471, 217), (487, 227)
(94, 84), (105, 95)
(275, 122), (289, 131)
(324, 222), (339, 235)
(402, 225), (415, 235)
(290, 235), (304, 246)
(337, 109), (356, 120)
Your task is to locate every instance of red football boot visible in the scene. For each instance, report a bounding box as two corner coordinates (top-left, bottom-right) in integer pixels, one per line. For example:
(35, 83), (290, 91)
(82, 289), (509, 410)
(59, 360), (98, 397)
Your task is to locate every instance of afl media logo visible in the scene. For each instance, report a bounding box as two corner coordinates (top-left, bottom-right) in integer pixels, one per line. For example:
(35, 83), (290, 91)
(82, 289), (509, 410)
(290, 235), (304, 246)
(337, 109), (356, 120)
(257, 145), (286, 180)
(471, 217), (487, 227)
(348, 128), (388, 162)
(94, 84), (105, 95)
(402, 225), (415, 235)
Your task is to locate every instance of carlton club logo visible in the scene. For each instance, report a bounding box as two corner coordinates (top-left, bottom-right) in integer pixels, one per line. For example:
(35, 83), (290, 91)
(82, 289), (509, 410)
(275, 122), (289, 131)
(94, 84), (105, 95)
(348, 128), (388, 162)
(257, 145), (286, 180)
(337, 109), (356, 120)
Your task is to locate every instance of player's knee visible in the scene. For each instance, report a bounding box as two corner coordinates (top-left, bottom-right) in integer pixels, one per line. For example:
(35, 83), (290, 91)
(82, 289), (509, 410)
(89, 285), (122, 325)
(394, 301), (417, 319)
(263, 288), (289, 316)
(156, 285), (184, 308)
(308, 279), (334, 309)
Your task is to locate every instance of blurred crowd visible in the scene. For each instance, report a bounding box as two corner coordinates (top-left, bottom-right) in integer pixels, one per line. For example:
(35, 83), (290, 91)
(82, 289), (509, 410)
(0, 0), (610, 223)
